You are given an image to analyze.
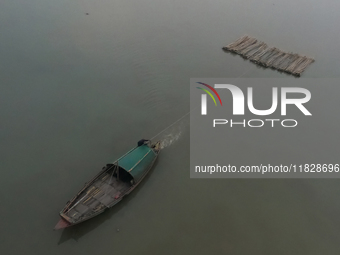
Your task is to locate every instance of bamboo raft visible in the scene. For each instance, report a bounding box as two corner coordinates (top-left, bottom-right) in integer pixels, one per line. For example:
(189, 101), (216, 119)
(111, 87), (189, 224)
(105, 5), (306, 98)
(223, 35), (315, 77)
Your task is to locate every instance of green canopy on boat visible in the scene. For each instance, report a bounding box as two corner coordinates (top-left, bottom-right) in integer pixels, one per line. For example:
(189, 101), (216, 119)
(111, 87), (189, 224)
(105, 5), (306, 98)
(117, 144), (156, 182)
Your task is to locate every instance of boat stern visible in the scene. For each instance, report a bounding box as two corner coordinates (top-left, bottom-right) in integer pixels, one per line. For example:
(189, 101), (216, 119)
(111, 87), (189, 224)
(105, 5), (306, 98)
(151, 141), (161, 153)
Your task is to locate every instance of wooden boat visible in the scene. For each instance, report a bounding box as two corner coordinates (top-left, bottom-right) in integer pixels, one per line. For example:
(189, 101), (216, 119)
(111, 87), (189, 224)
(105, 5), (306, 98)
(54, 140), (161, 230)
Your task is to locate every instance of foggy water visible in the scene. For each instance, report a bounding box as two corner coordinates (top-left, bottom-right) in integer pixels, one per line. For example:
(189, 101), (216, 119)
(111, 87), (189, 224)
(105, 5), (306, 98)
(1, 0), (340, 254)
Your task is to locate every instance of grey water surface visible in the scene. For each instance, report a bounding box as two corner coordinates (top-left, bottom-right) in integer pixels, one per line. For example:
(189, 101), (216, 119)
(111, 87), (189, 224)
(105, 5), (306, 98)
(1, 0), (340, 254)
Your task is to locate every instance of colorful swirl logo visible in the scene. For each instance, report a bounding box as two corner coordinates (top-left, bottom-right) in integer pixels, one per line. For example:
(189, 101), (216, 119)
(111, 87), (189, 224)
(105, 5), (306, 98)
(196, 82), (222, 106)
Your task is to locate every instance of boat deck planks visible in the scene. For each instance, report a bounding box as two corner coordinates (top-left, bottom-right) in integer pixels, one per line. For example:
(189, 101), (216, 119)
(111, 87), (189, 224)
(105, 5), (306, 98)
(64, 169), (130, 221)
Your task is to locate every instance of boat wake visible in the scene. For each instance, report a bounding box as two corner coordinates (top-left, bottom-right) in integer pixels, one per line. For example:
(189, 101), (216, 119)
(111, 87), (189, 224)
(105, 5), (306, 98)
(151, 111), (189, 149)
(160, 130), (182, 149)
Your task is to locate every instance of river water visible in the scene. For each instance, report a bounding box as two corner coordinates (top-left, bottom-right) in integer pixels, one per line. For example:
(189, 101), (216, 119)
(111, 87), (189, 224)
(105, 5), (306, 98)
(1, 0), (340, 254)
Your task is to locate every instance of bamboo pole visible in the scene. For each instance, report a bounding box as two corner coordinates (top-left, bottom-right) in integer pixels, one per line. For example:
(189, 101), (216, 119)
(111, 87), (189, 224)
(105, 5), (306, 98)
(222, 35), (314, 76)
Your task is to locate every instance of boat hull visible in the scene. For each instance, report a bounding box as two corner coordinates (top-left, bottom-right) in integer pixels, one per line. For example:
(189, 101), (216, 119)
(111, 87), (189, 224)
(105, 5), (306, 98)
(54, 141), (160, 230)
